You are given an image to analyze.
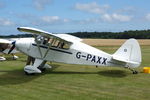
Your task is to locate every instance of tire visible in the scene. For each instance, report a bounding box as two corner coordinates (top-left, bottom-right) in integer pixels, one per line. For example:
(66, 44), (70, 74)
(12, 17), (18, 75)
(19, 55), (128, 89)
(24, 71), (35, 75)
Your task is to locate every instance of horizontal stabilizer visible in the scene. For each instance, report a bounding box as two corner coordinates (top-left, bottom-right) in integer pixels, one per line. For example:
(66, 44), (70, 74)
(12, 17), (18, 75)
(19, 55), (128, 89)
(113, 55), (140, 65)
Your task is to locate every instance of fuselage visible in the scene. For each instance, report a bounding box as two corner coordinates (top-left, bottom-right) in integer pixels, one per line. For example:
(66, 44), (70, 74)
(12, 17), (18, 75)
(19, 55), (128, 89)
(15, 38), (125, 67)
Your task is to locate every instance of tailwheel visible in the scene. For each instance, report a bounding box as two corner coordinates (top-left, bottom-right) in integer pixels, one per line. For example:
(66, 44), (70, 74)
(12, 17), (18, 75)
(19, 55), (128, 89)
(132, 70), (138, 74)
(126, 66), (138, 74)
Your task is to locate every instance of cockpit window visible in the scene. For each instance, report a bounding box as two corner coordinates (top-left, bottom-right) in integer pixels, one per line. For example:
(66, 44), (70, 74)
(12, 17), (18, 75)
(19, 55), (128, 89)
(36, 36), (44, 44)
(35, 36), (71, 50)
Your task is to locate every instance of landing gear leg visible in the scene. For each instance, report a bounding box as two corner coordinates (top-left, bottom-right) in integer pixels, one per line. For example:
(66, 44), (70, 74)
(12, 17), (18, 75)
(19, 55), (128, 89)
(38, 61), (47, 72)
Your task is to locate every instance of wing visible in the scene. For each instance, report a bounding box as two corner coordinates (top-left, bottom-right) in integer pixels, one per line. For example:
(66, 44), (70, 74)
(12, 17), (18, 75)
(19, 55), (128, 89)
(56, 34), (82, 42)
(0, 39), (11, 44)
(17, 27), (74, 44)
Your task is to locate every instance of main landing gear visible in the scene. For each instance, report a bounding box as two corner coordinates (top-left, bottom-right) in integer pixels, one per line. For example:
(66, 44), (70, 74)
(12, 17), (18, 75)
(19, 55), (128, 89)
(24, 58), (52, 75)
(24, 68), (46, 75)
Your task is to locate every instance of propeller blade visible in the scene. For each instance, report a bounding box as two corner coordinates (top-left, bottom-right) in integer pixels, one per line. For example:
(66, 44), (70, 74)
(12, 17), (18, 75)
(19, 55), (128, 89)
(8, 41), (16, 54)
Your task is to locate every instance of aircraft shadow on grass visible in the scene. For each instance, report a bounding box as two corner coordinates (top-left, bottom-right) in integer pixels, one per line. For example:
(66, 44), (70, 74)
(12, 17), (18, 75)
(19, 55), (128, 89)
(48, 70), (127, 78)
(0, 64), (127, 85)
(98, 70), (127, 77)
(49, 64), (128, 78)
(49, 64), (128, 77)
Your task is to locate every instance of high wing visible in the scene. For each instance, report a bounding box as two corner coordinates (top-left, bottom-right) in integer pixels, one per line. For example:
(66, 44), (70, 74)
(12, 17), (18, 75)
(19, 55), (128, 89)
(17, 27), (82, 44)
(56, 34), (82, 42)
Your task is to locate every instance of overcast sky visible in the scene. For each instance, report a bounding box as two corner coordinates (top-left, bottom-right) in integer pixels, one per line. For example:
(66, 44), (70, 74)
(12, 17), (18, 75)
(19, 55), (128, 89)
(0, 0), (150, 35)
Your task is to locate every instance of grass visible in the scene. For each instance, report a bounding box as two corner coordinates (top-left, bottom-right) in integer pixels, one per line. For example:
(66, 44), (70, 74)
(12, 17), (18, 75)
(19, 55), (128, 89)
(0, 40), (150, 100)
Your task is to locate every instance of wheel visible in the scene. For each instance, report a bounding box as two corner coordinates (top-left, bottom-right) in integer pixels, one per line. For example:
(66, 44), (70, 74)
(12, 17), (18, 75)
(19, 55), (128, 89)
(42, 68), (46, 72)
(133, 71), (138, 74)
(38, 67), (46, 72)
(24, 71), (35, 75)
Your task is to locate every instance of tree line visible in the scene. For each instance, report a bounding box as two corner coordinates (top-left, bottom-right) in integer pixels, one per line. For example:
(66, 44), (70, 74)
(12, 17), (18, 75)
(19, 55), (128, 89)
(1, 30), (150, 39)
(69, 30), (150, 39)
(0, 34), (33, 38)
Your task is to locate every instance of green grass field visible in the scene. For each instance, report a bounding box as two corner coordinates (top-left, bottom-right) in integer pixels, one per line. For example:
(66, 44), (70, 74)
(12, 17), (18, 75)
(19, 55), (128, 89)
(0, 45), (150, 100)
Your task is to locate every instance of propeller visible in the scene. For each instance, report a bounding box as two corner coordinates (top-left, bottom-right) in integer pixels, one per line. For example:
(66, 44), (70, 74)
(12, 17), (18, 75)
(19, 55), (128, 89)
(8, 41), (16, 54)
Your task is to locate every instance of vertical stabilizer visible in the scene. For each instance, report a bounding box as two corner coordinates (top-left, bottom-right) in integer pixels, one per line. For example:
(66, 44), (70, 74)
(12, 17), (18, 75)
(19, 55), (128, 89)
(113, 39), (141, 67)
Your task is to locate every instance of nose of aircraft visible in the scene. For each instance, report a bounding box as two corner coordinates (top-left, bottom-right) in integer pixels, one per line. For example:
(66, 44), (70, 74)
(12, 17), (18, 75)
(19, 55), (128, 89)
(15, 38), (31, 53)
(8, 41), (16, 54)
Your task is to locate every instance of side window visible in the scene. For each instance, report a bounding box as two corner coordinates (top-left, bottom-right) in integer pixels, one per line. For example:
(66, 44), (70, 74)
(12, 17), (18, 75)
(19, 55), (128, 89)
(48, 38), (53, 44)
(52, 40), (60, 47)
(46, 38), (54, 46)
(35, 36), (71, 50)
(58, 42), (70, 49)
(43, 38), (48, 45)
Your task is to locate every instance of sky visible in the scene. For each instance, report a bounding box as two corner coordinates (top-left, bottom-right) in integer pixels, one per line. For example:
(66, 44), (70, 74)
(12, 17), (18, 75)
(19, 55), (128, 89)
(0, 0), (150, 35)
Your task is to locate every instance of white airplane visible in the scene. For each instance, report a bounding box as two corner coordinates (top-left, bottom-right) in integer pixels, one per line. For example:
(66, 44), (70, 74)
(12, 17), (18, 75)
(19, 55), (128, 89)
(4, 27), (141, 75)
(0, 39), (19, 61)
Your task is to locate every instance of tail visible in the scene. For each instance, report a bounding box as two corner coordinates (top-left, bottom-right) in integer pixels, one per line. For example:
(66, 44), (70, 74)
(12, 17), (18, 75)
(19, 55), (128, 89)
(112, 39), (141, 68)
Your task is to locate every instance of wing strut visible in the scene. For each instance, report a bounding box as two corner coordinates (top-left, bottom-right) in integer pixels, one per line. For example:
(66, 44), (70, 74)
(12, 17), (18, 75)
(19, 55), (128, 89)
(43, 38), (55, 58)
(34, 35), (43, 58)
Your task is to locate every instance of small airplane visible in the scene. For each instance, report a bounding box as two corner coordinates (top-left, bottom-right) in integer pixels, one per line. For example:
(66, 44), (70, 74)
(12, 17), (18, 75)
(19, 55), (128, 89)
(2, 27), (141, 75)
(0, 39), (19, 61)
